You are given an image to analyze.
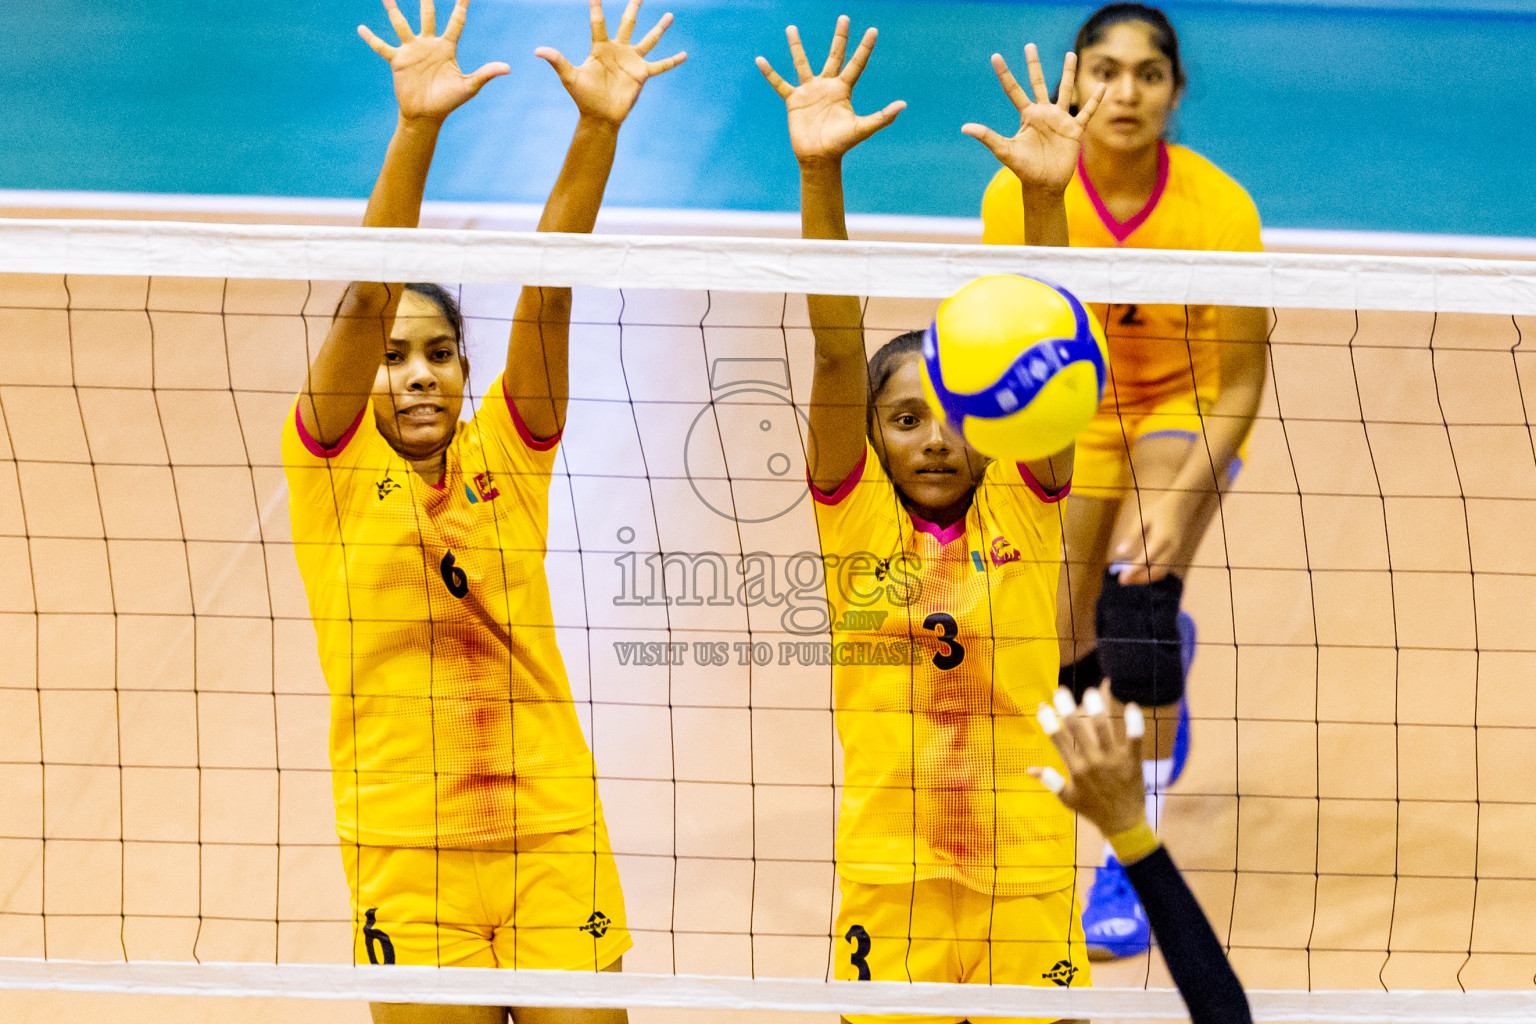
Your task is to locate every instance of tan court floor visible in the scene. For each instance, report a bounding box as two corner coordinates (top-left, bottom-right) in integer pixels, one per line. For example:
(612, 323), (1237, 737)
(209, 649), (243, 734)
(1, 214), (1534, 1023)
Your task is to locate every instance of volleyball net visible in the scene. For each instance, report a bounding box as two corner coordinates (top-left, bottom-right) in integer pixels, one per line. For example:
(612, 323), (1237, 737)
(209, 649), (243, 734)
(2, 218), (1536, 1023)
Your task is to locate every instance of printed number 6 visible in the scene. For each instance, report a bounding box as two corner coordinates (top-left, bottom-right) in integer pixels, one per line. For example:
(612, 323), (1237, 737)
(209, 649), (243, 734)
(440, 552), (469, 599)
(923, 612), (965, 671)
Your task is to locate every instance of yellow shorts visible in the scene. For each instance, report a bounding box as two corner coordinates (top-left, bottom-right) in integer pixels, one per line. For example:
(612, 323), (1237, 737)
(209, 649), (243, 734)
(341, 818), (630, 971)
(833, 876), (1090, 1024)
(1074, 391), (1248, 500)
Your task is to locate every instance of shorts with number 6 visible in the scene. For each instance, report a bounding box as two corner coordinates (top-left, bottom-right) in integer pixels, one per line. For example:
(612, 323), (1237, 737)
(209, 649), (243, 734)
(833, 875), (1090, 1024)
(341, 817), (630, 970)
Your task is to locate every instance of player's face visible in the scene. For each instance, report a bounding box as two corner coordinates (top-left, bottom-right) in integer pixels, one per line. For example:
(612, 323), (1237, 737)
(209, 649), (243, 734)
(372, 290), (468, 460)
(1076, 21), (1180, 153)
(870, 356), (985, 520)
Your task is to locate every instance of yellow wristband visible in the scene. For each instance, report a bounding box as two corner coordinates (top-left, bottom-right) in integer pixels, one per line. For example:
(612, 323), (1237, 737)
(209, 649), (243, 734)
(1106, 821), (1161, 866)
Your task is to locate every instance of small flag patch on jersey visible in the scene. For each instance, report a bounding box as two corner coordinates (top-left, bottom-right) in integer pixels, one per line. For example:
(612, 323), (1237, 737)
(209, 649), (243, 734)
(970, 551), (985, 572)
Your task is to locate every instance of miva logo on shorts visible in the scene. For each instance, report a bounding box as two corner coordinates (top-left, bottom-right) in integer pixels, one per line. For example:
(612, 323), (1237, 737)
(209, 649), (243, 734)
(580, 911), (611, 938)
(1041, 959), (1078, 987)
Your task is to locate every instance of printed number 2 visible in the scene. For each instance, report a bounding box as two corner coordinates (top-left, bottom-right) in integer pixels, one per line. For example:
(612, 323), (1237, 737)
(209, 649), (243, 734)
(923, 612), (965, 671)
(363, 908), (396, 965)
(440, 552), (469, 599)
(1118, 303), (1145, 327)
(845, 924), (872, 981)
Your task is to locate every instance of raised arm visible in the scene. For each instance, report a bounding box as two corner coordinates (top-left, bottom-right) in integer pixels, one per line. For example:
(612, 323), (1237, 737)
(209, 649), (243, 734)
(757, 18), (904, 493)
(509, 0), (685, 441)
(962, 46), (1105, 247)
(300, 0), (507, 446)
(1036, 689), (1254, 1024)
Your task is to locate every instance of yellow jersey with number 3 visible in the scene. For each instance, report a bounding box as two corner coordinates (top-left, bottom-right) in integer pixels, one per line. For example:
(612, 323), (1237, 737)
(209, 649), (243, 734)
(282, 376), (597, 848)
(812, 445), (1075, 896)
(982, 142), (1263, 413)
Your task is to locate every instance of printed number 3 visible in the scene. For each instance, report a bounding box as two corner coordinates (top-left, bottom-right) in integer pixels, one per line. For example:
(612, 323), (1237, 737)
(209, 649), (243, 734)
(440, 552), (469, 599)
(845, 924), (872, 981)
(923, 612), (965, 671)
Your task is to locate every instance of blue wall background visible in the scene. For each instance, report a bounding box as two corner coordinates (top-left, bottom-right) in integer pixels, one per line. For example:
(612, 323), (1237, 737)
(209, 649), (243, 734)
(3, 0), (1533, 235)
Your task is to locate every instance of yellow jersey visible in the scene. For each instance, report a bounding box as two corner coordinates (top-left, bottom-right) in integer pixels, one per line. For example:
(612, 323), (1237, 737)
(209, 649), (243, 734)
(812, 446), (1075, 896)
(282, 377), (597, 848)
(982, 142), (1263, 412)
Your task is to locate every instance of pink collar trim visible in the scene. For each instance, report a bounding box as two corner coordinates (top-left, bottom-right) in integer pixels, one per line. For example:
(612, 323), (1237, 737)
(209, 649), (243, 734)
(909, 510), (966, 546)
(1079, 141), (1170, 244)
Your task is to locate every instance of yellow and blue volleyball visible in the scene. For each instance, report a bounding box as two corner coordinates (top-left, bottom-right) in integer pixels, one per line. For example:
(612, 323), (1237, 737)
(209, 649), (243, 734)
(919, 274), (1108, 462)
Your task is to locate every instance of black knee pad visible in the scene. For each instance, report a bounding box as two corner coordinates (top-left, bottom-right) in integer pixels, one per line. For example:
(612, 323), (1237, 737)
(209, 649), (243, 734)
(1095, 571), (1185, 707)
(1059, 649), (1104, 704)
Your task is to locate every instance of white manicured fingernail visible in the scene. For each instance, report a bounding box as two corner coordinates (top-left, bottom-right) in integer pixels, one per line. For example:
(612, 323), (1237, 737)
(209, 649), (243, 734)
(1082, 688), (1106, 716)
(1038, 766), (1066, 794)
(1125, 703), (1145, 739)
(1037, 704), (1061, 735)
(1053, 687), (1077, 718)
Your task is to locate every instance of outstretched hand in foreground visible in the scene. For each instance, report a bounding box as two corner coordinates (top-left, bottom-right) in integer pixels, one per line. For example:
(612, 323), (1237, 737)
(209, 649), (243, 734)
(756, 15), (906, 164)
(1034, 686), (1147, 841)
(359, 0), (510, 123)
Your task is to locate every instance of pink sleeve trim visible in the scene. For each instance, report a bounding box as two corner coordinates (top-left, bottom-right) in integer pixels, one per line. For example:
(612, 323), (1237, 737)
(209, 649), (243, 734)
(504, 378), (562, 451)
(810, 449), (867, 506)
(295, 403), (365, 459)
(1016, 461), (1071, 504)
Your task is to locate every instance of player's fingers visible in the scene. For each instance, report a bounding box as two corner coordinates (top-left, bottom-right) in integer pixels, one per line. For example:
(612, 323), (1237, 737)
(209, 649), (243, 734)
(852, 99), (905, 141)
(840, 26), (878, 85)
(615, 0), (641, 44)
(645, 50), (686, 76)
(535, 46), (577, 86)
(381, 0), (414, 40)
(418, 0), (436, 37)
(1056, 51), (1077, 109)
(1053, 687), (1079, 721)
(990, 54), (1029, 115)
(1037, 702), (1062, 738)
(1034, 765), (1067, 796)
(959, 123), (1011, 162)
(1082, 685), (1119, 752)
(1024, 42), (1050, 104)
(443, 0), (470, 43)
(465, 60), (510, 92)
(1076, 81), (1107, 126)
(786, 25), (815, 83)
(1124, 703), (1147, 764)
(634, 11), (673, 55)
(358, 24), (398, 60)
(755, 57), (794, 99)
(823, 15), (850, 77)
(589, 0), (609, 43)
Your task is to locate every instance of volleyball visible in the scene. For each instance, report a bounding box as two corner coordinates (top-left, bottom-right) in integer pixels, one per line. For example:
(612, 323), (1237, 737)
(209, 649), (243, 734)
(919, 274), (1109, 462)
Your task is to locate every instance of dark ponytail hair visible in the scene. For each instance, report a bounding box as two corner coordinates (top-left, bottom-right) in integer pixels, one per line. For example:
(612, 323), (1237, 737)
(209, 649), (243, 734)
(404, 282), (467, 350)
(865, 330), (926, 436)
(1074, 2), (1185, 91)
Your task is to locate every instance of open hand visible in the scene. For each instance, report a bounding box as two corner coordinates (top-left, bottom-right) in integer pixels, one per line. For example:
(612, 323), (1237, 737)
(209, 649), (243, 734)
(536, 0), (686, 128)
(1111, 492), (1195, 585)
(962, 45), (1104, 198)
(756, 16), (906, 166)
(1033, 687), (1147, 838)
(359, 0), (509, 124)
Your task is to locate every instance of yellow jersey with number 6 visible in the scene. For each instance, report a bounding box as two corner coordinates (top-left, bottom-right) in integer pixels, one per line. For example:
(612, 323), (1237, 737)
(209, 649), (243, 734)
(982, 142), (1262, 413)
(812, 446), (1075, 897)
(282, 376), (597, 848)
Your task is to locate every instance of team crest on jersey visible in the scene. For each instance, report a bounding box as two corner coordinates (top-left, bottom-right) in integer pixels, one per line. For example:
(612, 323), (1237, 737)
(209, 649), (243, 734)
(989, 536), (1021, 567)
(465, 471), (500, 505)
(1041, 959), (1078, 987)
(580, 910), (611, 938)
(375, 475), (400, 501)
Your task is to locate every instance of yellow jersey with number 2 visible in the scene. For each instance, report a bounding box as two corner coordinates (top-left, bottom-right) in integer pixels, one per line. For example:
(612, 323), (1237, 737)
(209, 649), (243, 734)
(812, 445), (1075, 897)
(982, 142), (1262, 414)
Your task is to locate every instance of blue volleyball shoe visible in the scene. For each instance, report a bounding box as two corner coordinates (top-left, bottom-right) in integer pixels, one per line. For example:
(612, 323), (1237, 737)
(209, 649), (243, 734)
(1082, 856), (1150, 961)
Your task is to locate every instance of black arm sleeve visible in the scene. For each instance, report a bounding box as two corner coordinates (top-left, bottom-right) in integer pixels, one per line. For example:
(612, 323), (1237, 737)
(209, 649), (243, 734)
(1123, 846), (1253, 1024)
